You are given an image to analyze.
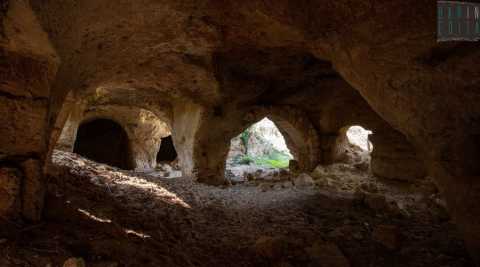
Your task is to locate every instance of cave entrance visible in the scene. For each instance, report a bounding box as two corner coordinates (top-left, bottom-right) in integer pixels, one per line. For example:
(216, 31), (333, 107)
(226, 117), (294, 182)
(73, 119), (134, 170)
(155, 135), (182, 178)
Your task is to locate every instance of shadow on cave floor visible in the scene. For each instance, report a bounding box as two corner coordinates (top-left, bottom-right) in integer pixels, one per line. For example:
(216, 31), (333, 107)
(0, 150), (473, 267)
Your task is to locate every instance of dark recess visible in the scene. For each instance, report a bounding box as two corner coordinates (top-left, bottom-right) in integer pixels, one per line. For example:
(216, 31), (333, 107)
(157, 135), (177, 162)
(73, 119), (134, 170)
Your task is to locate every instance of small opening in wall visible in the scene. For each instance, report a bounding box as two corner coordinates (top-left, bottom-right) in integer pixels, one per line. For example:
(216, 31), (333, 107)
(332, 125), (373, 168)
(225, 117), (294, 182)
(156, 135), (178, 163)
(346, 125), (373, 153)
(155, 135), (181, 178)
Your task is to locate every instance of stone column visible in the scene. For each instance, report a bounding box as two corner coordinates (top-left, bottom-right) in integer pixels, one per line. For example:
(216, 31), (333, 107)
(172, 101), (204, 178)
(193, 113), (235, 186)
(55, 105), (83, 152)
(190, 106), (250, 185)
(130, 136), (161, 171)
(128, 111), (167, 171)
(318, 133), (346, 165)
(0, 0), (59, 220)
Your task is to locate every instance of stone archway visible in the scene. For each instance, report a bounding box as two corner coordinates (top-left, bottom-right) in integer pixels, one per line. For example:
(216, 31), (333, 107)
(225, 117), (295, 180)
(51, 93), (173, 172)
(73, 119), (134, 170)
(324, 123), (426, 182)
(193, 105), (320, 185)
(327, 125), (373, 166)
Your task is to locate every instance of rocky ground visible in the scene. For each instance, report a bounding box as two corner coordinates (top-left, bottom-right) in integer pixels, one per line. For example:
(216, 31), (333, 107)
(139, 162), (183, 179)
(0, 150), (473, 267)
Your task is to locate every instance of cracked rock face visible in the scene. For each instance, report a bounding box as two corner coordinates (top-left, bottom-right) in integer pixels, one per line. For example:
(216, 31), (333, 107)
(1, 0), (480, 264)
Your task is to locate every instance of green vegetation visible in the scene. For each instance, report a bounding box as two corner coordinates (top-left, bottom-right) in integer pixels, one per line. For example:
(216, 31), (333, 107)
(232, 126), (292, 168)
(235, 155), (254, 165)
(240, 130), (251, 154)
(233, 150), (292, 169)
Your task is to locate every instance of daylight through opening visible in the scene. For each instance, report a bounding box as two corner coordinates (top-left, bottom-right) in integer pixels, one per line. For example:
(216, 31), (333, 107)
(226, 117), (293, 182)
(155, 135), (182, 178)
(332, 125), (373, 170)
(346, 126), (373, 152)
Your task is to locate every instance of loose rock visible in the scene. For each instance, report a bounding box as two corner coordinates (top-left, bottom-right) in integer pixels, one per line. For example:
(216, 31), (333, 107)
(282, 181), (293, 189)
(258, 183), (271, 192)
(293, 173), (314, 188)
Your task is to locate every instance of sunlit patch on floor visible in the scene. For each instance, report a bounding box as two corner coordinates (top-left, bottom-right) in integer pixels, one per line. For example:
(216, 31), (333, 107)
(113, 175), (191, 208)
(78, 208), (112, 223)
(52, 150), (191, 209)
(125, 229), (151, 239)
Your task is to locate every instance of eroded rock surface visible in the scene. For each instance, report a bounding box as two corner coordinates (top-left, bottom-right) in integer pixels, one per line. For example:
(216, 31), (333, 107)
(0, 151), (471, 267)
(1, 0), (480, 264)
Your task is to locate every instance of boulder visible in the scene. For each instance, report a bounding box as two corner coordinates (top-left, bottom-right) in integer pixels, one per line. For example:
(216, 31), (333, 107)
(315, 176), (333, 188)
(258, 183), (272, 192)
(282, 181), (293, 189)
(245, 173), (255, 181)
(353, 161), (369, 171)
(273, 183), (283, 190)
(293, 173), (314, 188)
(310, 165), (327, 179)
(359, 182), (378, 193)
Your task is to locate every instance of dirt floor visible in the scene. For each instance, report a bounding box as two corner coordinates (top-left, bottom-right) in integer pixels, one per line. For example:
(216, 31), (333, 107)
(0, 150), (474, 267)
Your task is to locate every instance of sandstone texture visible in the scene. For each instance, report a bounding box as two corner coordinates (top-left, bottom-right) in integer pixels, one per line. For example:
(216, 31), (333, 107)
(0, 150), (465, 267)
(1, 0), (480, 265)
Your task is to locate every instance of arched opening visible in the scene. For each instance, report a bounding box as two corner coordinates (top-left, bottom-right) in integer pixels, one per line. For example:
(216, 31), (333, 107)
(73, 119), (134, 170)
(226, 117), (294, 182)
(331, 125), (373, 168)
(156, 135), (178, 163)
(346, 126), (373, 153)
(155, 135), (182, 178)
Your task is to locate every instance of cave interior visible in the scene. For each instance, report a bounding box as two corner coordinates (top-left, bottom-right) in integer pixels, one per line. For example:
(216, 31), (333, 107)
(1, 1), (480, 266)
